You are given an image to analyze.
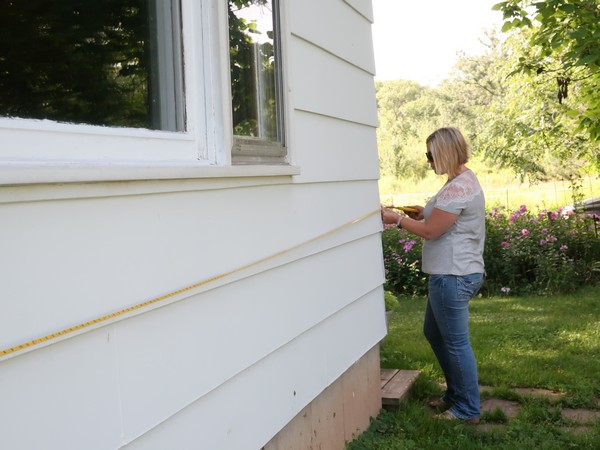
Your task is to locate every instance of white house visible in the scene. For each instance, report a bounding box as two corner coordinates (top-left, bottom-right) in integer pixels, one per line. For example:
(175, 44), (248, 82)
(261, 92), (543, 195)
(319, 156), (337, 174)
(0, 0), (385, 448)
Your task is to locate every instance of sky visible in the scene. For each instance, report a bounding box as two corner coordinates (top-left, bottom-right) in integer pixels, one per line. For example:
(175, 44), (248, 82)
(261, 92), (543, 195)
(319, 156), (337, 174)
(371, 0), (505, 86)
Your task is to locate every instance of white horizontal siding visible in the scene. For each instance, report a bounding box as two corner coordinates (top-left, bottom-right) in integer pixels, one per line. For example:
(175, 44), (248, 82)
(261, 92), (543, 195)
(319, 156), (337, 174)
(0, 181), (379, 351)
(0, 234), (386, 449)
(290, 36), (378, 127)
(0, 328), (123, 449)
(116, 234), (385, 442)
(290, 0), (375, 74)
(122, 288), (386, 450)
(292, 110), (379, 183)
(0, 174), (296, 204)
(343, 0), (374, 22)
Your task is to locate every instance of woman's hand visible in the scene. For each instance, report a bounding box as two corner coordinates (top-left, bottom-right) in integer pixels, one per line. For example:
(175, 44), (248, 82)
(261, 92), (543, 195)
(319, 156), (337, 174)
(406, 205), (424, 221)
(381, 207), (401, 225)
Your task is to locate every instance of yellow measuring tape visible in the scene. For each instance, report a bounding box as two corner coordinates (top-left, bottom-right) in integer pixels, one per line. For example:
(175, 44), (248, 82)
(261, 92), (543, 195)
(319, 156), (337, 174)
(0, 208), (381, 360)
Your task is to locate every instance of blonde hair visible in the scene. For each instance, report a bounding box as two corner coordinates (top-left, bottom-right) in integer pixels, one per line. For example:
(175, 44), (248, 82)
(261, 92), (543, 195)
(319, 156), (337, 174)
(426, 127), (470, 178)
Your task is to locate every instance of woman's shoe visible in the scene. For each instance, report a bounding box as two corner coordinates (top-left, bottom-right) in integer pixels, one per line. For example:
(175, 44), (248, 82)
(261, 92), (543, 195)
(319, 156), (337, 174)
(427, 398), (450, 410)
(434, 409), (480, 424)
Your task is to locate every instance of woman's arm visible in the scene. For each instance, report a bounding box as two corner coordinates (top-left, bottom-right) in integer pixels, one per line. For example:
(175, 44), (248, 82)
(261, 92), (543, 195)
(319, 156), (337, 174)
(383, 207), (458, 240)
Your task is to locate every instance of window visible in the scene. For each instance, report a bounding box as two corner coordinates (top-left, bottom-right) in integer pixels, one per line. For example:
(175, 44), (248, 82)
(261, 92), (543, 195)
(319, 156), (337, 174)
(228, 0), (286, 163)
(0, 0), (294, 179)
(0, 0), (184, 132)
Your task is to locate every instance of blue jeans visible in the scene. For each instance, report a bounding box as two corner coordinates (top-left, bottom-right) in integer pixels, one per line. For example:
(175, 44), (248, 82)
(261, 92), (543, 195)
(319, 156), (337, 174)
(424, 273), (484, 419)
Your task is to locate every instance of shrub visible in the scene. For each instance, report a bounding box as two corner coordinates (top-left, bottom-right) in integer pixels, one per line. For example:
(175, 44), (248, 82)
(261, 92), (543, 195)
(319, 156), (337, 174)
(381, 206), (600, 297)
(381, 225), (427, 297)
(384, 290), (400, 311)
(483, 205), (600, 295)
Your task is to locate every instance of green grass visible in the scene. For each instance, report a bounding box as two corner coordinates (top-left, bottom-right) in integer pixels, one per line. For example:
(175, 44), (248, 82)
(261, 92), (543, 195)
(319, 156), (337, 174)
(379, 173), (600, 214)
(348, 286), (600, 449)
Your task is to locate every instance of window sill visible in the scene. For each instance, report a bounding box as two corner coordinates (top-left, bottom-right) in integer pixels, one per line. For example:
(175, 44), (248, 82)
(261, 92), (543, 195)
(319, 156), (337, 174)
(0, 161), (300, 186)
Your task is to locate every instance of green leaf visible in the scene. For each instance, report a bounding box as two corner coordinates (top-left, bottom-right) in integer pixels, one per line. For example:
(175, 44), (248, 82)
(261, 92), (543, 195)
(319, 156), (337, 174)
(576, 54), (598, 66)
(501, 21), (514, 33)
(558, 3), (575, 13)
(491, 2), (508, 12)
(535, 4), (553, 19)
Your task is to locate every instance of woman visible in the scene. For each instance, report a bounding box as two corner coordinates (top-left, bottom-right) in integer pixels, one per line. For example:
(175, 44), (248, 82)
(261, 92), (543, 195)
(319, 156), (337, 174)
(382, 127), (485, 423)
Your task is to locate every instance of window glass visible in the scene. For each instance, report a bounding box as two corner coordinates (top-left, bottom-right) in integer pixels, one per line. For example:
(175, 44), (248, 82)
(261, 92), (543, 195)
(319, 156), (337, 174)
(228, 0), (283, 146)
(0, 0), (184, 131)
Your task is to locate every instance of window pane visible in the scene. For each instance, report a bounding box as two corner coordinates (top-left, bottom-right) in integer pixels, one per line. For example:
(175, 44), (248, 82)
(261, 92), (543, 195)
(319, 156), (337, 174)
(0, 0), (184, 131)
(229, 0), (282, 143)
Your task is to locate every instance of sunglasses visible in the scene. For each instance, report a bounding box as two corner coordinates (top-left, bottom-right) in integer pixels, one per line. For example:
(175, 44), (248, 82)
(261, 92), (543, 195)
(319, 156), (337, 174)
(426, 151), (434, 162)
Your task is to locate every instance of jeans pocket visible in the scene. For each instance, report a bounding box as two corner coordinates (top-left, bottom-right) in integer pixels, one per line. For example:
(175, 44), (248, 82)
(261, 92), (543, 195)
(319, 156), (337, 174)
(456, 274), (484, 300)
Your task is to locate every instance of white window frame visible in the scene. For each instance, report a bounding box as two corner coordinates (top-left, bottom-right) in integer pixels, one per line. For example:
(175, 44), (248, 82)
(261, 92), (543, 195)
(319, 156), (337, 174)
(149, 0), (186, 132)
(230, 0), (287, 165)
(0, 0), (296, 186)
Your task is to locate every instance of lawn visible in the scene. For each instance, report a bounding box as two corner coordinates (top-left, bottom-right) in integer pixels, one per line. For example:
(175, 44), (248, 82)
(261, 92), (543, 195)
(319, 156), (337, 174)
(380, 175), (600, 214)
(348, 286), (600, 449)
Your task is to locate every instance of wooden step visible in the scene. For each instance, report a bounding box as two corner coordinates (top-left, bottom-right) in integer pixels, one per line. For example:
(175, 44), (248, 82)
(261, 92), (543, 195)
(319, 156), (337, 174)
(381, 369), (420, 408)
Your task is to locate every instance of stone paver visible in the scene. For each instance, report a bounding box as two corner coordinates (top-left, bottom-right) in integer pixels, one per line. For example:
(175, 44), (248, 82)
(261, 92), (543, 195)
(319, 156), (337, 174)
(480, 398), (521, 419)
(562, 408), (600, 424)
(514, 387), (565, 400)
(435, 383), (600, 428)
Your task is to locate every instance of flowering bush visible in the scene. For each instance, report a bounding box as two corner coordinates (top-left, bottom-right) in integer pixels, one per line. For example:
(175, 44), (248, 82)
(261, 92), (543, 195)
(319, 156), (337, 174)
(381, 224), (427, 297)
(484, 205), (600, 295)
(382, 205), (600, 297)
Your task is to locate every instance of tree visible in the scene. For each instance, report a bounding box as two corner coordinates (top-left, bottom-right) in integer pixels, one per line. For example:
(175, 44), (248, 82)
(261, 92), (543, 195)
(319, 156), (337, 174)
(493, 0), (600, 147)
(375, 12), (600, 188)
(437, 30), (505, 150)
(471, 28), (595, 181)
(376, 36), (508, 184)
(375, 80), (438, 180)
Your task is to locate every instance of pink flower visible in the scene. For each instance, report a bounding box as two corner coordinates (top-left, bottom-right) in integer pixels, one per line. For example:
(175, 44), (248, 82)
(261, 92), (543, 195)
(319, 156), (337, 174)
(521, 229), (530, 236)
(540, 239), (547, 246)
(560, 245), (568, 251)
(403, 240), (416, 252)
(501, 241), (511, 248)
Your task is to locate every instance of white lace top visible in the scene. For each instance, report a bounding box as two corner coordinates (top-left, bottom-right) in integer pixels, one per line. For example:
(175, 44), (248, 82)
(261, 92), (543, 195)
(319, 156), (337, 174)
(422, 169), (485, 275)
